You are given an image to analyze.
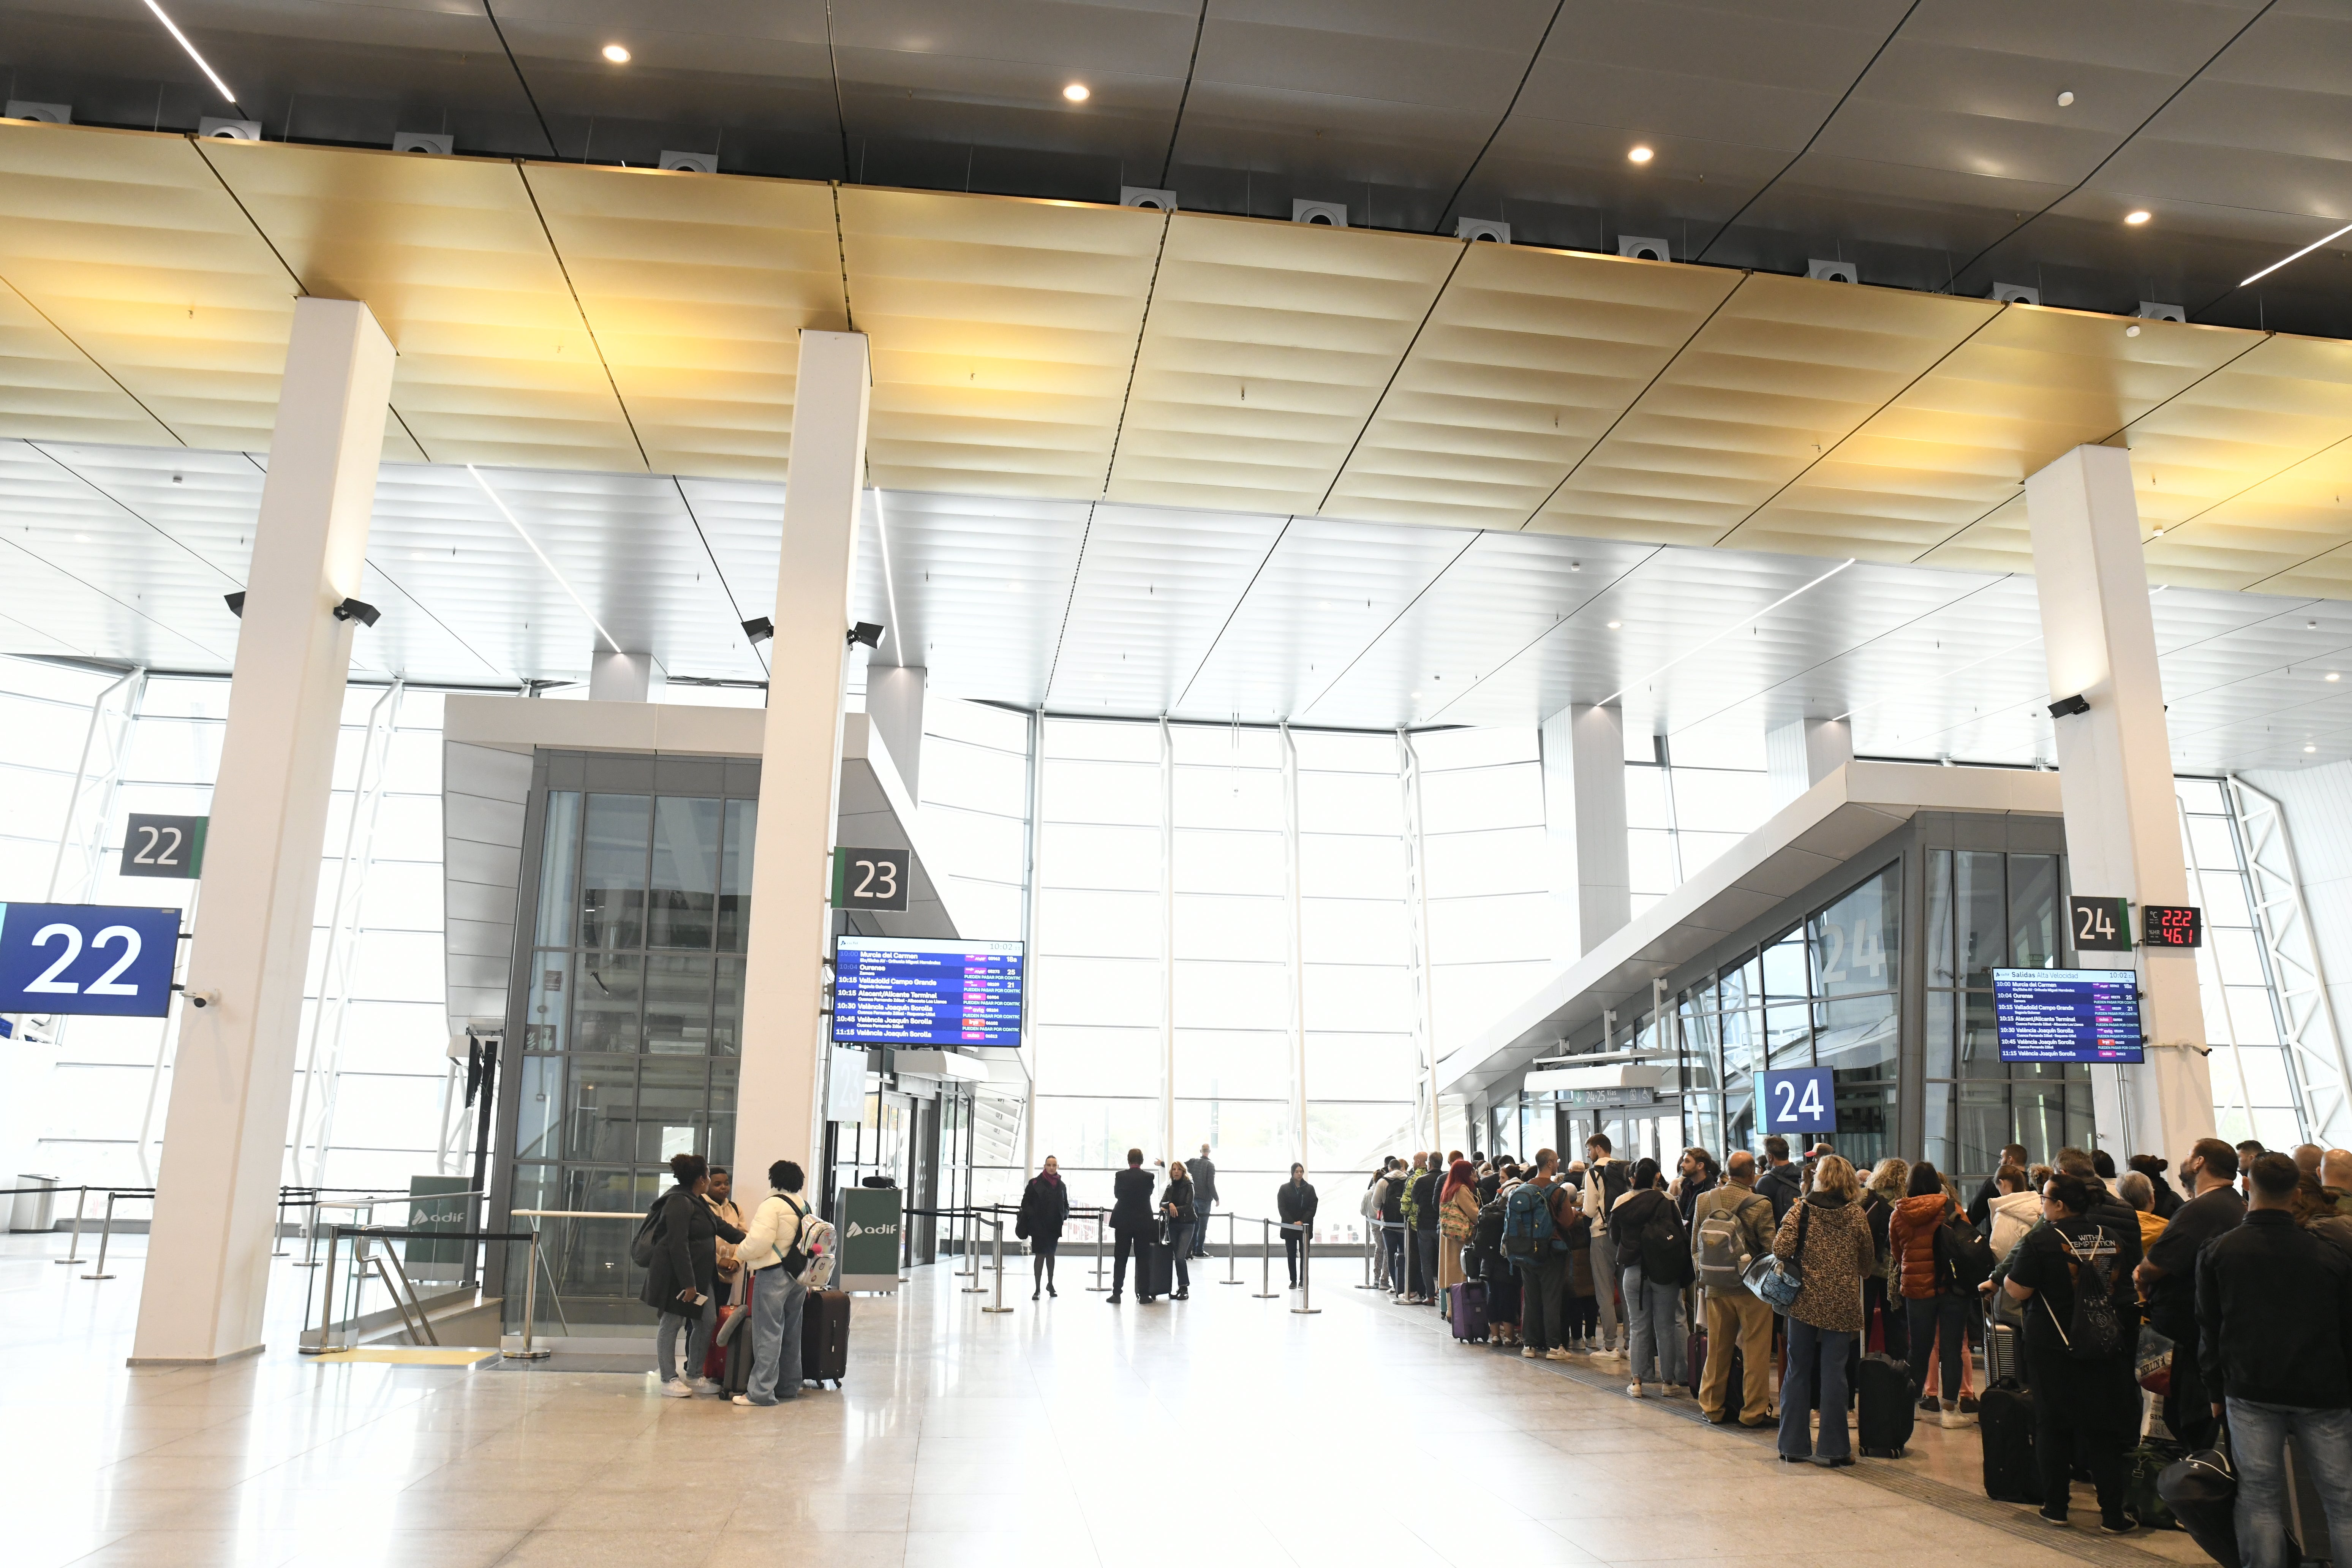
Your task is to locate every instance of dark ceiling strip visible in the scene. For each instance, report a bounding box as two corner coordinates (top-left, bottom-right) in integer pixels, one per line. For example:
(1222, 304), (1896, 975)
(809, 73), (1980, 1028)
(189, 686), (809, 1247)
(1430, 0), (1566, 235)
(515, 164), (653, 471)
(1515, 275), (1752, 528)
(830, 184), (855, 330)
(480, 2), (561, 160)
(1040, 502), (1098, 704)
(1290, 530), (1483, 718)
(669, 477), (767, 678)
(1688, 0), (1922, 266)
(1171, 515), (1295, 712)
(1945, 0), (2279, 300)
(826, 6), (854, 182)
(1156, 0), (1211, 188)
(1412, 544), (1663, 726)
(1905, 489), (2025, 567)
(1097, 210), (1173, 497)
(1312, 242), (1472, 515)
(388, 407), (433, 463)
(0, 272), (183, 446)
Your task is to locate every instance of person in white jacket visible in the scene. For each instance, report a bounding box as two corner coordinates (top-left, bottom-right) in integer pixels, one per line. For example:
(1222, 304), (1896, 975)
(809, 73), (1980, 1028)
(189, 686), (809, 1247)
(1984, 1162), (2041, 1264)
(731, 1159), (810, 1408)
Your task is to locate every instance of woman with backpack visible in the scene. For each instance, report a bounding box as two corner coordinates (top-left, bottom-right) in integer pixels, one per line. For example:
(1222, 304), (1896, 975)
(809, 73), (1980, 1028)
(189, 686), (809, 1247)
(640, 1152), (746, 1397)
(1610, 1157), (1691, 1399)
(1888, 1160), (1974, 1430)
(1770, 1153), (1878, 1465)
(1999, 1172), (2140, 1532)
(1016, 1154), (1070, 1301)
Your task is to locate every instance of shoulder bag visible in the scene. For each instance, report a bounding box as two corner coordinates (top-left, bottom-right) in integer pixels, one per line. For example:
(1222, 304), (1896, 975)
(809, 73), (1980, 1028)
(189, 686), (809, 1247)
(1747, 1202), (1809, 1311)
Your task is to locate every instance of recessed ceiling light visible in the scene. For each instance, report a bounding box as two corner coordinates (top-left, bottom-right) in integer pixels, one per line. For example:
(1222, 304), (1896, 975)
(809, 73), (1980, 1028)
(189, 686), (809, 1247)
(2124, 210), (2151, 226)
(2126, 324), (2141, 337)
(2056, 90), (2075, 107)
(1064, 83), (1090, 102)
(2311, 620), (2322, 629)
(2307, 744), (2319, 753)
(601, 43), (631, 63)
(1627, 145), (1654, 164)
(2328, 672), (2341, 682)
(1607, 620), (1623, 629)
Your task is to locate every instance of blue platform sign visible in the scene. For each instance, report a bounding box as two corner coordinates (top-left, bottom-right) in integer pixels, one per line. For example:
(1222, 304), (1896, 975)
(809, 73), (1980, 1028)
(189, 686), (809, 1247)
(0, 903), (182, 1017)
(1756, 1066), (1836, 1136)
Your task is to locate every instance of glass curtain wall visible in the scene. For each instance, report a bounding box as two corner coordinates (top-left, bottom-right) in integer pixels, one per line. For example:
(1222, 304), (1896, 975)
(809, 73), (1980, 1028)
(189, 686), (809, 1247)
(2181, 778), (2308, 1147)
(1624, 733), (1774, 916)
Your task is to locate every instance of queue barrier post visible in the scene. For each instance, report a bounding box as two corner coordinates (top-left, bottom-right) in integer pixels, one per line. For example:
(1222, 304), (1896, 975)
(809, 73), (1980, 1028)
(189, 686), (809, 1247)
(1221, 1210), (1242, 1286)
(961, 1206), (986, 1293)
(1291, 1222), (1320, 1315)
(507, 1227), (551, 1359)
(1357, 1223), (1381, 1289)
(1253, 1218), (1278, 1299)
(982, 1215), (1013, 1314)
(81, 1189), (127, 1280)
(55, 1185), (89, 1266)
(1087, 1207), (1109, 1293)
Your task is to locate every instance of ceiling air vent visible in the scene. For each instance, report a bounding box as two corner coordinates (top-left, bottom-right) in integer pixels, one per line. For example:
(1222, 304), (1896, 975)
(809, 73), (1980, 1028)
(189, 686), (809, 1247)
(1292, 200), (1347, 228)
(1807, 259), (1859, 284)
(198, 118), (261, 141)
(1456, 217), (1510, 244)
(5, 101), (71, 123)
(1121, 186), (1177, 212)
(1992, 283), (2041, 306)
(393, 132), (453, 155)
(2136, 301), (2186, 322)
(660, 151), (717, 174)
(1617, 235), (1670, 262)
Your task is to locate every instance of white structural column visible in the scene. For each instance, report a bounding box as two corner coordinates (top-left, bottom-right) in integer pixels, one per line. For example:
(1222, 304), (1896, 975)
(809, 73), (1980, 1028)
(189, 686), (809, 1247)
(2026, 444), (2217, 1159)
(1540, 703), (1631, 956)
(738, 330), (871, 1190)
(588, 650), (663, 701)
(1766, 716), (1852, 807)
(132, 299), (395, 1364)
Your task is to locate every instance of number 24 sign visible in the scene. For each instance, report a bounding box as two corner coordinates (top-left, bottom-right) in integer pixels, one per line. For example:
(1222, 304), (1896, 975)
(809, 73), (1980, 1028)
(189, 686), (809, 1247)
(0, 903), (183, 1017)
(1757, 1066), (1836, 1136)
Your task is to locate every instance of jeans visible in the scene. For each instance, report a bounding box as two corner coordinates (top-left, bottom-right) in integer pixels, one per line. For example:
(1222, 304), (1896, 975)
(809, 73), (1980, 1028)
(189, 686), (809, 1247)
(1625, 1262), (1686, 1385)
(743, 1267), (805, 1405)
(1192, 1203), (1213, 1256)
(656, 1297), (714, 1384)
(1520, 1251), (1567, 1352)
(2229, 1399), (2352, 1568)
(1780, 1320), (1854, 1460)
(1590, 1228), (1621, 1350)
(1906, 1293), (1968, 1406)
(1283, 1225), (1308, 1285)
(1168, 1224), (1193, 1293)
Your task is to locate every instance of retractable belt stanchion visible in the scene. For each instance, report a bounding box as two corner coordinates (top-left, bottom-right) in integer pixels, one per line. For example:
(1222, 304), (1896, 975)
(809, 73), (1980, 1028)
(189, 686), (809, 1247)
(508, 1227), (552, 1359)
(1357, 1224), (1380, 1289)
(1253, 1218), (1278, 1299)
(1087, 1207), (1109, 1293)
(982, 1215), (1014, 1314)
(1292, 1223), (1319, 1315)
(961, 1207), (986, 1293)
(1221, 1210), (1242, 1285)
(55, 1186), (89, 1266)
(81, 1189), (136, 1281)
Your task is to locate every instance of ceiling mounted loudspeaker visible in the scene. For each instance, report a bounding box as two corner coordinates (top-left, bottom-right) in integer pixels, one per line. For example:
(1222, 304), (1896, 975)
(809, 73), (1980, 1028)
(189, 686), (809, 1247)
(1617, 235), (1670, 262)
(1807, 258), (1859, 284)
(4, 101), (70, 123)
(392, 131), (453, 155)
(1291, 200), (1347, 228)
(1121, 186), (1177, 211)
(198, 117), (261, 141)
(2136, 301), (2186, 322)
(1991, 282), (2041, 306)
(660, 151), (717, 174)
(1455, 217), (1510, 243)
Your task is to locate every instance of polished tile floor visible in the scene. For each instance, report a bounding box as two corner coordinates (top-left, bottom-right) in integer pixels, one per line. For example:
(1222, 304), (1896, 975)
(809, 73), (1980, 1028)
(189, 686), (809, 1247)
(2, 1232), (2210, 1567)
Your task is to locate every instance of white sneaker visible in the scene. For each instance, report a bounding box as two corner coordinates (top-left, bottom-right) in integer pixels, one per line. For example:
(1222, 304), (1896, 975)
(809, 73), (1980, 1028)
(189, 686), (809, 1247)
(1940, 1405), (1972, 1430)
(659, 1377), (693, 1399)
(690, 1377), (722, 1396)
(1547, 1348), (1574, 1361)
(1522, 1346), (1541, 1359)
(1626, 1381), (1645, 1399)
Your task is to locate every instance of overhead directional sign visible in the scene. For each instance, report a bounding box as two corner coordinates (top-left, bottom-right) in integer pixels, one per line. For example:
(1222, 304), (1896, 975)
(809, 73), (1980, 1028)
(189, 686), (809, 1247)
(0, 903), (183, 1017)
(1756, 1066), (1836, 1135)
(2070, 896), (2133, 953)
(831, 847), (911, 913)
(120, 813), (208, 880)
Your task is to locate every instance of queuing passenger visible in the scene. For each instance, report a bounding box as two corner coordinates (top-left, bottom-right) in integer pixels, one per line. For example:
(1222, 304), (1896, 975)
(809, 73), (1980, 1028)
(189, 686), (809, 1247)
(1560, 1174), (1599, 1352)
(1671, 1147), (1720, 1228)
(1772, 1153), (1876, 1467)
(644, 1152), (745, 1398)
(1485, 1164), (1525, 1346)
(2130, 1154), (2185, 1219)
(1581, 1135), (1631, 1361)
(1691, 1149), (1775, 1427)
(1436, 1159), (1479, 1302)
(1361, 1159), (1394, 1287)
(1277, 1163), (1317, 1288)
(1108, 1147), (1156, 1304)
(1518, 1149), (1573, 1361)
(2093, 1149), (2118, 1182)
(1756, 1135), (1803, 1222)
(1861, 1159), (1910, 1363)
(2325, 1149), (2352, 1216)
(1971, 1143), (2030, 1227)
(1379, 1157), (1408, 1296)
(2028, 1163), (2053, 1191)
(1016, 1154), (1070, 1301)
(2198, 1152), (2352, 1568)
(1986, 1164), (2041, 1262)
(1409, 1155), (1443, 1306)
(2135, 1138), (2244, 1450)
(2001, 1172), (2139, 1531)
(730, 1159), (809, 1408)
(1889, 1161), (1971, 1430)
(1161, 1160), (1197, 1300)
(2118, 1172), (2166, 1257)
(2295, 1169), (2338, 1227)
(2239, 1141), (2270, 1197)
(2296, 1143), (2327, 1180)
(1189, 1144), (1218, 1258)
(704, 1165), (743, 1308)
(1612, 1156), (1689, 1399)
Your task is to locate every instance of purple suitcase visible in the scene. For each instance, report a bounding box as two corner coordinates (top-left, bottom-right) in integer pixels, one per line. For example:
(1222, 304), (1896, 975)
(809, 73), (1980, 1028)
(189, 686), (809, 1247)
(1449, 1280), (1489, 1342)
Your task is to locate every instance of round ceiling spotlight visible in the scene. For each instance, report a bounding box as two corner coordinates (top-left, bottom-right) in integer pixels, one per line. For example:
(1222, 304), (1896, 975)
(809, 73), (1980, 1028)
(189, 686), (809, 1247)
(2126, 324), (2142, 337)
(1064, 83), (1090, 102)
(2124, 209), (2151, 225)
(1627, 145), (1654, 164)
(1606, 620), (1623, 629)
(2307, 744), (2320, 754)
(602, 43), (631, 63)
(2328, 672), (2342, 682)
(2057, 90), (2075, 106)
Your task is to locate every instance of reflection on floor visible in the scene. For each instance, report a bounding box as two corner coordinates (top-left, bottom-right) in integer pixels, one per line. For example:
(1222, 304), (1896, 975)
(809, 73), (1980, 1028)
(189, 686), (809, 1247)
(1, 1232), (2216, 1567)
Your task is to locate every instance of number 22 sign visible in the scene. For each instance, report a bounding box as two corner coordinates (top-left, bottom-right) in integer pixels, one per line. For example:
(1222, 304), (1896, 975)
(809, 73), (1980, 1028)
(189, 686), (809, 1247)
(1757, 1066), (1836, 1136)
(0, 903), (183, 1017)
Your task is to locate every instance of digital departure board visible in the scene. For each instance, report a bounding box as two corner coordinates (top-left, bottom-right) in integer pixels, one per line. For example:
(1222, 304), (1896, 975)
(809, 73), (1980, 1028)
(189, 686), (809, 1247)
(831, 936), (1025, 1047)
(1993, 967), (2146, 1064)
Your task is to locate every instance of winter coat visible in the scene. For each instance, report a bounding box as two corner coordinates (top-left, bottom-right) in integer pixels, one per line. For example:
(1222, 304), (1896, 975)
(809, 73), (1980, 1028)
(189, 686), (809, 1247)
(1987, 1190), (2041, 1265)
(1612, 1187), (1692, 1287)
(639, 1185), (744, 1315)
(1111, 1166), (1157, 1237)
(1161, 1176), (1196, 1229)
(1016, 1174), (1070, 1243)
(1888, 1192), (1957, 1299)
(1771, 1191), (1875, 1335)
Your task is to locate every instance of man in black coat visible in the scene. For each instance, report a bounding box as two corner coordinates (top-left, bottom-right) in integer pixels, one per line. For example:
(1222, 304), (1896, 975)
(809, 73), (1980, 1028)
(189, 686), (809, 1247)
(1109, 1147), (1157, 1303)
(1277, 1163), (1318, 1288)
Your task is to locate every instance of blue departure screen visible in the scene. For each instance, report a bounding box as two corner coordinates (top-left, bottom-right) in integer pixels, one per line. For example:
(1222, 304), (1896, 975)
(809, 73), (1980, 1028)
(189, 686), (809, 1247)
(831, 936), (1025, 1047)
(1993, 967), (2146, 1064)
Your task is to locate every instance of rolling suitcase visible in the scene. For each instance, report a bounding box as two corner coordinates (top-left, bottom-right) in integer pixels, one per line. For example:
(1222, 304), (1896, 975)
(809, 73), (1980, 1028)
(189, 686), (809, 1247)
(1133, 1241), (1173, 1302)
(801, 1287), (850, 1388)
(1448, 1280), (1488, 1342)
(1688, 1326), (1706, 1397)
(1980, 1379), (2042, 1504)
(1855, 1351), (1917, 1457)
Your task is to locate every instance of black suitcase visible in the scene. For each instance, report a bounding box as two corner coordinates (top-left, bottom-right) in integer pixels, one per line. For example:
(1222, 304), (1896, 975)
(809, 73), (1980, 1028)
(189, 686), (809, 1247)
(1855, 1351), (1917, 1457)
(801, 1287), (850, 1387)
(1133, 1241), (1174, 1302)
(1980, 1379), (2042, 1503)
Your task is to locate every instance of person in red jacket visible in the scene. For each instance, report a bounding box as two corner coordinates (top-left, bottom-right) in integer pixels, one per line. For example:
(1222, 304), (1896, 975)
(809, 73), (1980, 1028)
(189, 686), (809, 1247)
(1887, 1160), (1971, 1429)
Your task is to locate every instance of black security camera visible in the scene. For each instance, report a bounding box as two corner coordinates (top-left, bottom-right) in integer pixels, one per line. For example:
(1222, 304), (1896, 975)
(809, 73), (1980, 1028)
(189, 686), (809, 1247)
(223, 591), (245, 618)
(847, 622), (885, 650)
(741, 617), (774, 645)
(333, 597), (380, 627)
(2048, 693), (2090, 719)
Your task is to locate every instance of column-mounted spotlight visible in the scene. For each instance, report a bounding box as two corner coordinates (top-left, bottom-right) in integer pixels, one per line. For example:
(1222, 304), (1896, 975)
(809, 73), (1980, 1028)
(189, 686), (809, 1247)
(2048, 693), (2091, 718)
(847, 622), (885, 651)
(223, 591), (245, 618)
(333, 597), (380, 627)
(741, 616), (774, 644)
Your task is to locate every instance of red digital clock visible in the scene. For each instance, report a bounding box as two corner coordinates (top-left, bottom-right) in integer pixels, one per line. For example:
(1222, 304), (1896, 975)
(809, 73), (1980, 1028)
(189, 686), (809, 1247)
(2141, 904), (2203, 948)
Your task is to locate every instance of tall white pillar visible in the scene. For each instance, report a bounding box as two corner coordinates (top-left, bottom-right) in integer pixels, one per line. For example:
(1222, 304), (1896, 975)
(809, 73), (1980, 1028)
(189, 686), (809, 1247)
(2026, 444), (2217, 1162)
(131, 299), (394, 1364)
(1767, 716), (1851, 807)
(1540, 703), (1630, 955)
(738, 331), (870, 1195)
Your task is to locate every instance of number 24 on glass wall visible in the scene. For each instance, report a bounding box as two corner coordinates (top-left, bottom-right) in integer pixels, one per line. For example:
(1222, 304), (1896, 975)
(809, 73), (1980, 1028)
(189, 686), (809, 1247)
(1815, 916), (1886, 984)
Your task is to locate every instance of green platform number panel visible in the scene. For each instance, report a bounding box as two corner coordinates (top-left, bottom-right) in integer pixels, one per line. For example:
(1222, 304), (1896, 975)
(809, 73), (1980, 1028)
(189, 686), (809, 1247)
(119, 813), (207, 880)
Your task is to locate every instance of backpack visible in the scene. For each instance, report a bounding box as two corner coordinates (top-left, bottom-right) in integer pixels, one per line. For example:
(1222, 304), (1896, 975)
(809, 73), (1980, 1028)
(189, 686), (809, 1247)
(1501, 1182), (1557, 1261)
(2053, 1230), (2124, 1359)
(1695, 1193), (1766, 1291)
(628, 1195), (667, 1267)
(1935, 1207), (1998, 1290)
(778, 1195), (811, 1277)
(1589, 1161), (1630, 1222)
(1472, 1197), (1507, 1259)
(1639, 1198), (1694, 1285)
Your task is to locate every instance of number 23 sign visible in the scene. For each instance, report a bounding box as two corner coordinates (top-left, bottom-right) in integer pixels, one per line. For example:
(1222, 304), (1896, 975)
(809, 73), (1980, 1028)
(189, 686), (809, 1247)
(0, 903), (183, 1017)
(1757, 1066), (1836, 1136)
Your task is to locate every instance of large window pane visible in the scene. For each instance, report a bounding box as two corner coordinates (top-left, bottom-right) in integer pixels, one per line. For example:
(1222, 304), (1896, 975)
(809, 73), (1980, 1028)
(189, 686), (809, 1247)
(643, 954), (715, 1054)
(648, 797), (721, 949)
(581, 793), (651, 952)
(534, 791), (580, 947)
(718, 798), (756, 952)
(1956, 850), (2005, 988)
(1810, 866), (1896, 997)
(573, 954), (644, 1053)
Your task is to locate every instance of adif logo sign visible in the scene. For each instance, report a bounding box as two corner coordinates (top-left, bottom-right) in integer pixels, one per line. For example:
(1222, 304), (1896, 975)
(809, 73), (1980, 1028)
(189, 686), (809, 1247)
(845, 1221), (899, 1239)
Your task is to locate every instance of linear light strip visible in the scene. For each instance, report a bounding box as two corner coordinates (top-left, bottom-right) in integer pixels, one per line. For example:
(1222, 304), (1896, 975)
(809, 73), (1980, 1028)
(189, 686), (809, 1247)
(2241, 221), (2352, 289)
(1601, 558), (1856, 707)
(142, 0), (239, 106)
(870, 488), (906, 666)
(465, 464), (621, 654)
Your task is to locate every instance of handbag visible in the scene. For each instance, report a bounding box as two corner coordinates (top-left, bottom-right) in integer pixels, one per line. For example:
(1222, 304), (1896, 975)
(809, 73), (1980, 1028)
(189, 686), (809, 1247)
(2158, 1423), (2240, 1568)
(2137, 1321), (2176, 1394)
(1749, 1203), (1808, 1312)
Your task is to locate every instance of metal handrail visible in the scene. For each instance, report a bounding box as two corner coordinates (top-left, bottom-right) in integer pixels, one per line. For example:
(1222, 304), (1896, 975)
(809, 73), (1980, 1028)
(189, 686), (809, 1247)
(304, 1224), (540, 1357)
